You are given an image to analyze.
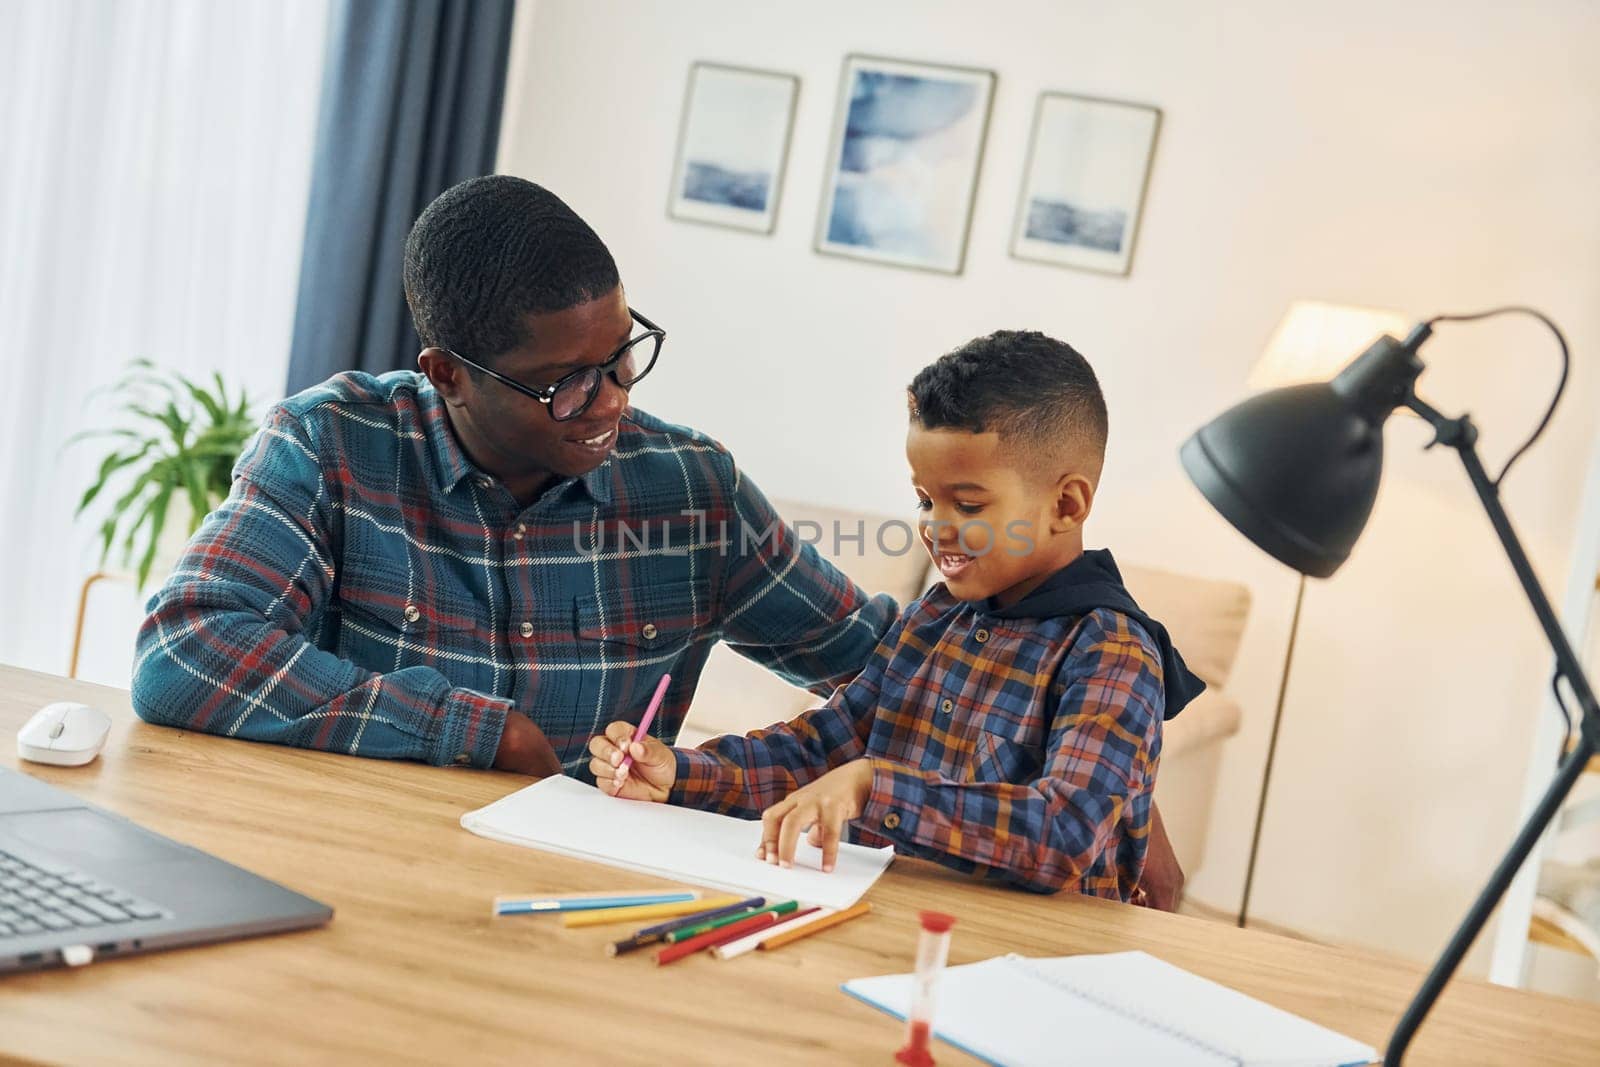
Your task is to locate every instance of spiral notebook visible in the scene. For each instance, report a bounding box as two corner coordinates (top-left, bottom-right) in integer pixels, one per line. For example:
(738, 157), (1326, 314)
(842, 951), (1377, 1066)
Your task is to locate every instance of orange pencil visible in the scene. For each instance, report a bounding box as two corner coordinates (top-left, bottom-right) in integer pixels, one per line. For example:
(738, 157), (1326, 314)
(758, 901), (871, 951)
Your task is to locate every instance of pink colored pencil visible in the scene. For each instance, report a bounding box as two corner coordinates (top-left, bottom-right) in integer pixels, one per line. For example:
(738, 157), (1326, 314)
(617, 673), (671, 777)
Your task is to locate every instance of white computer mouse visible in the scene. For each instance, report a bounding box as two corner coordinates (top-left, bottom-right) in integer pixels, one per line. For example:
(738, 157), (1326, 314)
(17, 701), (112, 766)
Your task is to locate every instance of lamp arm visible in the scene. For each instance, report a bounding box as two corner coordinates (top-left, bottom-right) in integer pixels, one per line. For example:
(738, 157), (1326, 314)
(1385, 394), (1600, 1065)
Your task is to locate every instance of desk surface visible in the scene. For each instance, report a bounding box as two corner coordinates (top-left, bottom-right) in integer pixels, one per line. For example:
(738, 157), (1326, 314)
(3, 665), (1597, 1065)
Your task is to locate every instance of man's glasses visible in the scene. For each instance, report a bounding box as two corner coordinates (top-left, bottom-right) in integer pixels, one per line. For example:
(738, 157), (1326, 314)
(446, 308), (664, 422)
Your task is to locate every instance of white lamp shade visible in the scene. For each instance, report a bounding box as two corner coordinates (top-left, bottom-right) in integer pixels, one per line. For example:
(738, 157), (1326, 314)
(1249, 300), (1412, 390)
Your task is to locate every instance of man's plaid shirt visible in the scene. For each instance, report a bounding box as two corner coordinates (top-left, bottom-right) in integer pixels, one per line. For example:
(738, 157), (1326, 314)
(671, 586), (1166, 898)
(131, 371), (895, 772)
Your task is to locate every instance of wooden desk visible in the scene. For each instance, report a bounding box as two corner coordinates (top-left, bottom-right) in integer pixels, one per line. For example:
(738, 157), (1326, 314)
(3, 665), (1597, 1065)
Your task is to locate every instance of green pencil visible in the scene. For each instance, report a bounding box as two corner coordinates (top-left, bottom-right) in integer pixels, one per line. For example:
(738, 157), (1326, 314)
(663, 900), (799, 944)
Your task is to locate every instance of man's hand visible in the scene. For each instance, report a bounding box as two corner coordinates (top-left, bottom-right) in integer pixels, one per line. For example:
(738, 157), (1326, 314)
(589, 721), (677, 802)
(758, 760), (874, 873)
(492, 713), (564, 778)
(1137, 803), (1185, 911)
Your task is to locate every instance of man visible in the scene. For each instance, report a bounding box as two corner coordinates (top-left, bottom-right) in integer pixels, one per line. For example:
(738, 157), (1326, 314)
(130, 176), (1183, 906)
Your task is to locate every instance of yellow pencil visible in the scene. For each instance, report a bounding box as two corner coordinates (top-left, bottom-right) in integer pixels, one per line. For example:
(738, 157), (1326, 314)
(562, 894), (746, 928)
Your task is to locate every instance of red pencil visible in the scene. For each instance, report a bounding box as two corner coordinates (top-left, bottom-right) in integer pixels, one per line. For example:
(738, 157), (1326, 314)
(655, 911), (778, 965)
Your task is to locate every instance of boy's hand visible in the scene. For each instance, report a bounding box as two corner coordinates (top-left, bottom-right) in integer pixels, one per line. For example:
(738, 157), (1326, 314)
(758, 760), (874, 873)
(588, 721), (676, 802)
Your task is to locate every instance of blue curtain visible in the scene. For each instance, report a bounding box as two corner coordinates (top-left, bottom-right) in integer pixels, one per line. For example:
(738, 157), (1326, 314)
(285, 0), (516, 394)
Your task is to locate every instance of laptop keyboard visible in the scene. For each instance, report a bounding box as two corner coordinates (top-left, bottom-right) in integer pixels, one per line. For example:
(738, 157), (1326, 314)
(0, 849), (167, 938)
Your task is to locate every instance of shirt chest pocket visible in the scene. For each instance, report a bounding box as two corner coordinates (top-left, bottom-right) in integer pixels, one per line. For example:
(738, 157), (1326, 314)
(572, 578), (709, 720)
(334, 554), (491, 687)
(949, 694), (1047, 786)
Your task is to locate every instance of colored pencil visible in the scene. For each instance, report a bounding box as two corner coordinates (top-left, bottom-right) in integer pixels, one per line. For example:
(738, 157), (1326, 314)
(605, 896), (766, 957)
(656, 911), (778, 966)
(562, 894), (744, 929)
(758, 900), (872, 950)
(493, 890), (696, 915)
(638, 896), (765, 937)
(663, 900), (798, 944)
(711, 906), (823, 960)
(617, 673), (671, 776)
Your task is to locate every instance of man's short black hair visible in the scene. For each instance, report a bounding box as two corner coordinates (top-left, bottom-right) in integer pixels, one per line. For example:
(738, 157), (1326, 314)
(403, 175), (621, 360)
(908, 330), (1109, 476)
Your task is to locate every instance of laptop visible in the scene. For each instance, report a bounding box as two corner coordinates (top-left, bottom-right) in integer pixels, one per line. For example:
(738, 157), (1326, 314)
(1, 766), (331, 973)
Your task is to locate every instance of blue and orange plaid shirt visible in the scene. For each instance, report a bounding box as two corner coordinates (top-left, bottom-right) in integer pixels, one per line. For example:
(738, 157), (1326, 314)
(671, 585), (1166, 898)
(131, 371), (895, 771)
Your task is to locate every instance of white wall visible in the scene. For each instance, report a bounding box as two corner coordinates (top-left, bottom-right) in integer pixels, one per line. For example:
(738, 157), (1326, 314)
(498, 0), (1600, 973)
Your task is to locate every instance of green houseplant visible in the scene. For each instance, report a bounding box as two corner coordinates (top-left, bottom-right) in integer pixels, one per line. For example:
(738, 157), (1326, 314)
(73, 360), (258, 590)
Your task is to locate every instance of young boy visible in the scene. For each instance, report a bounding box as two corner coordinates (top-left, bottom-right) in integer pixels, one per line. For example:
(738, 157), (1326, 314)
(586, 331), (1203, 899)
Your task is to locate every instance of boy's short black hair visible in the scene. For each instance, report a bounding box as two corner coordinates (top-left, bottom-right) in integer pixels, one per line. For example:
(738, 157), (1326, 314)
(908, 330), (1109, 477)
(403, 175), (621, 361)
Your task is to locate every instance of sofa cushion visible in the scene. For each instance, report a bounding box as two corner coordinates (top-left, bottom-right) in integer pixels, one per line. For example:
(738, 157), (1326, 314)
(1120, 563), (1252, 690)
(1160, 689), (1242, 761)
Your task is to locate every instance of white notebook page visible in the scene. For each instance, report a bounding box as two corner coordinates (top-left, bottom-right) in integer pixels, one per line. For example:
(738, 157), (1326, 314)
(1021, 952), (1377, 1066)
(460, 775), (894, 910)
(846, 957), (1220, 1066)
(843, 952), (1377, 1067)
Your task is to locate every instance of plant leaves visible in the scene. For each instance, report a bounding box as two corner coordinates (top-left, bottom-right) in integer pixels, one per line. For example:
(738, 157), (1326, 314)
(76, 440), (156, 514)
(176, 372), (225, 424)
(179, 454), (209, 524)
(98, 515), (119, 563)
(135, 475), (176, 590)
(63, 426), (142, 449)
(100, 466), (160, 565)
(75, 358), (258, 571)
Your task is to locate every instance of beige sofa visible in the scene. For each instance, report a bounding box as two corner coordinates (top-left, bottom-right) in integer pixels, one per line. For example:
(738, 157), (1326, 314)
(678, 500), (1251, 880)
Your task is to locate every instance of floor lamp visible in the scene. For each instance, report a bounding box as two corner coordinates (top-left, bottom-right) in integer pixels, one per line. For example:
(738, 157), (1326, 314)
(1235, 302), (1411, 930)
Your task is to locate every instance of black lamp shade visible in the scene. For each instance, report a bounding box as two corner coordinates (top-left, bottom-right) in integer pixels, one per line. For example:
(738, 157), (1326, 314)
(1180, 383), (1385, 578)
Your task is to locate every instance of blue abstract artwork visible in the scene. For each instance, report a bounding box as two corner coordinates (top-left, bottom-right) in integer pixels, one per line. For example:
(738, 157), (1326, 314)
(1011, 93), (1160, 275)
(1024, 200), (1128, 252)
(682, 162), (770, 211)
(816, 58), (994, 274)
(670, 64), (798, 233)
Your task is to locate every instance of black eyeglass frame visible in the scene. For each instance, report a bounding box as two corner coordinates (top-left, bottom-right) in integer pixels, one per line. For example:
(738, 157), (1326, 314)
(445, 308), (665, 421)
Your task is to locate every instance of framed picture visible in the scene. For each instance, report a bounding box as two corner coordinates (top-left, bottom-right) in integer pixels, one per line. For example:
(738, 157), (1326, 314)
(1010, 93), (1161, 276)
(814, 54), (996, 275)
(668, 62), (800, 234)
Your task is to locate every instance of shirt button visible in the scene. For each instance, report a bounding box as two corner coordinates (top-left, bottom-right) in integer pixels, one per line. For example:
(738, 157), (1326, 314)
(642, 623), (658, 641)
(884, 813), (901, 830)
(939, 698), (954, 714)
(403, 605), (421, 624)
(453, 752), (472, 766)
(975, 628), (990, 643)
(519, 621), (534, 639)
(513, 523), (527, 541)
(477, 476), (494, 490)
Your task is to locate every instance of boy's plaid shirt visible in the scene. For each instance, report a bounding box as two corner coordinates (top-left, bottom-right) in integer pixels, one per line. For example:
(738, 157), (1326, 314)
(131, 371), (895, 772)
(672, 586), (1166, 898)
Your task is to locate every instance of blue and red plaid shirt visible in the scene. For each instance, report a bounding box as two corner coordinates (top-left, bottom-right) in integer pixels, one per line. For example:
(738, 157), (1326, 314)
(131, 371), (895, 771)
(671, 585), (1166, 898)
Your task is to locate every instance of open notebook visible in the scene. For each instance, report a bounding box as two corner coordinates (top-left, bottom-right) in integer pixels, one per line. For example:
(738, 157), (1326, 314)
(461, 775), (894, 910)
(844, 951), (1377, 1067)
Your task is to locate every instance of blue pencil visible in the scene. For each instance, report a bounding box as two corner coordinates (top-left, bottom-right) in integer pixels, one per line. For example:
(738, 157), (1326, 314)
(494, 890), (699, 916)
